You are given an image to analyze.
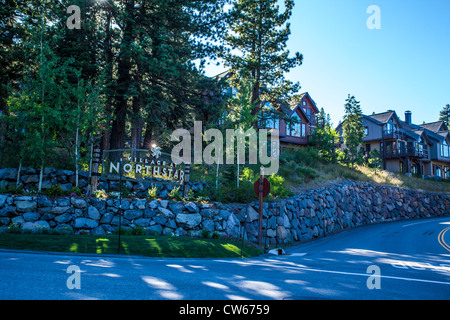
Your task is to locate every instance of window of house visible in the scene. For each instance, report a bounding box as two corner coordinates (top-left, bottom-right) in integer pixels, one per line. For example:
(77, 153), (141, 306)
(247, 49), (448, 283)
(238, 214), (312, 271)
(442, 140), (449, 157)
(218, 111), (228, 126)
(385, 120), (397, 135)
(301, 123), (306, 137)
(436, 166), (442, 177)
(302, 100), (306, 106)
(386, 141), (392, 154)
(386, 123), (393, 134)
(259, 102), (279, 129)
(306, 109), (311, 121)
(288, 114), (301, 137)
(364, 127), (369, 136)
(417, 137), (424, 154)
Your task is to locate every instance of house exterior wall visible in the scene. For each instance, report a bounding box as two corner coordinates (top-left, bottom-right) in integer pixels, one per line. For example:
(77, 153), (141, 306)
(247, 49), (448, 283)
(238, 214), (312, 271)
(279, 101), (314, 147)
(385, 159), (401, 172)
(422, 161), (433, 176)
(362, 119), (382, 142)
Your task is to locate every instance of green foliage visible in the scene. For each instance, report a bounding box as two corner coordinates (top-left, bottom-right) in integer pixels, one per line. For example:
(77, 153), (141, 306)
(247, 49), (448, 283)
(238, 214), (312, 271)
(342, 94), (365, 165)
(367, 149), (382, 170)
(439, 104), (450, 127)
(147, 186), (159, 200)
(67, 186), (83, 197)
(0, 184), (24, 195)
(308, 117), (340, 163)
(295, 167), (319, 182)
(93, 189), (108, 199)
(211, 231), (220, 239)
(127, 226), (147, 236)
(168, 186), (183, 201)
(223, 0), (303, 103)
(43, 185), (64, 197)
(267, 174), (293, 198)
(201, 229), (211, 239)
(4, 223), (22, 234)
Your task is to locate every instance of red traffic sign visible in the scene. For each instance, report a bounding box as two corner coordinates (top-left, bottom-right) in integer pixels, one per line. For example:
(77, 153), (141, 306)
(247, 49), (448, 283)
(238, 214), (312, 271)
(254, 178), (270, 198)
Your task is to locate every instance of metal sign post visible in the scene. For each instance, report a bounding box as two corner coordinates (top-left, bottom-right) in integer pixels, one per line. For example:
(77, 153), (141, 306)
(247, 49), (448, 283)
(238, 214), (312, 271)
(241, 179), (252, 258)
(117, 157), (123, 255)
(253, 169), (270, 247)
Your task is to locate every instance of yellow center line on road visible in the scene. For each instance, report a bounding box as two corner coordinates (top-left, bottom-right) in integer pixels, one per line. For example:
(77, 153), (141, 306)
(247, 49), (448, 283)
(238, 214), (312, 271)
(438, 226), (450, 252)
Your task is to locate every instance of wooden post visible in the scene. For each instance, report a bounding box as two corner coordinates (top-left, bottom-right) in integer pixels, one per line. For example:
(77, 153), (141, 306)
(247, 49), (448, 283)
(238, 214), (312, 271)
(90, 146), (101, 194)
(183, 164), (190, 198)
(258, 168), (264, 247)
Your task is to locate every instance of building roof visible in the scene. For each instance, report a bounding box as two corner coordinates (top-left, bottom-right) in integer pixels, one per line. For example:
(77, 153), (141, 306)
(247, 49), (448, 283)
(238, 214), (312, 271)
(367, 110), (397, 124)
(420, 121), (447, 133)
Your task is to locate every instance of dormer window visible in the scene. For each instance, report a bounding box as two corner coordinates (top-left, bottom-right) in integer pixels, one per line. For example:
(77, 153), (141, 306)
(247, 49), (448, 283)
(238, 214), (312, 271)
(385, 120), (397, 135)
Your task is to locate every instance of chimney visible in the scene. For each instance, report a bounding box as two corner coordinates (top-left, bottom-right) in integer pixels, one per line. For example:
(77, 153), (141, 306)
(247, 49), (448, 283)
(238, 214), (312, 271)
(405, 111), (412, 125)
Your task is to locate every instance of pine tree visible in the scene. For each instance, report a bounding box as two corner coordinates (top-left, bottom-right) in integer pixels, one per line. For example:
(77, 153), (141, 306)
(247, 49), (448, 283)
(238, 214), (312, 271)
(439, 104), (450, 127)
(342, 94), (364, 166)
(223, 0), (303, 109)
(108, 0), (228, 151)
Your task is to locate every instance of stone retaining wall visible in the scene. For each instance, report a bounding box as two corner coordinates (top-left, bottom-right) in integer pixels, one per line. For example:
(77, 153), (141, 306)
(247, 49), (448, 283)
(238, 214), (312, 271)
(0, 167), (206, 199)
(0, 181), (449, 244)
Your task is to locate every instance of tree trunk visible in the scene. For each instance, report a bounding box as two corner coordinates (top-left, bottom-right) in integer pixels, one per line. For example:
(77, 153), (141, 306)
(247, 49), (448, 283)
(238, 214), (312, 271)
(131, 96), (144, 156)
(109, 0), (135, 151)
(101, 10), (113, 153)
(142, 121), (154, 150)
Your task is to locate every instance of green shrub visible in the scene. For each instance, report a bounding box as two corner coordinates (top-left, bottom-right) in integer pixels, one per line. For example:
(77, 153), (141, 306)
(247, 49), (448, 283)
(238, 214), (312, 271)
(147, 186), (158, 200)
(201, 229), (211, 239)
(67, 186), (83, 196)
(168, 186), (183, 201)
(129, 226), (147, 236)
(4, 223), (22, 234)
(43, 185), (64, 197)
(211, 231), (220, 239)
(267, 174), (294, 198)
(296, 167), (319, 182)
(0, 184), (23, 195)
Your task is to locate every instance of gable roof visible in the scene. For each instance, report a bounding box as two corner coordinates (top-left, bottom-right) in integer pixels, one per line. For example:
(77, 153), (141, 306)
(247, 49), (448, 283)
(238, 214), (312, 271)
(367, 110), (403, 126)
(407, 129), (433, 145)
(278, 100), (311, 123)
(420, 121), (448, 133)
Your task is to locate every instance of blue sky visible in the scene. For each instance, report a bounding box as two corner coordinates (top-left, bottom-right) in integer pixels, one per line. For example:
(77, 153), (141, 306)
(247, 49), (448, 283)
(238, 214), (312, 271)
(204, 0), (450, 127)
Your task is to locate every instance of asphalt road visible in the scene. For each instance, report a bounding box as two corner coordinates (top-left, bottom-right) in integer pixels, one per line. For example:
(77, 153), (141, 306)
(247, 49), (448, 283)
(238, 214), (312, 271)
(1, 216), (449, 300)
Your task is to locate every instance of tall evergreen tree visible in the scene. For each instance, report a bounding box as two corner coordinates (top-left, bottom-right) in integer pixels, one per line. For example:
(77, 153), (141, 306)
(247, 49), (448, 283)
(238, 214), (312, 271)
(342, 94), (364, 166)
(223, 0), (303, 110)
(107, 0), (228, 151)
(439, 104), (450, 127)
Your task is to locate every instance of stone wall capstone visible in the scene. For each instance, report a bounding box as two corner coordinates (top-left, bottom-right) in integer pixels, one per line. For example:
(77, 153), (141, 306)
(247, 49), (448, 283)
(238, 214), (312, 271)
(0, 181), (449, 244)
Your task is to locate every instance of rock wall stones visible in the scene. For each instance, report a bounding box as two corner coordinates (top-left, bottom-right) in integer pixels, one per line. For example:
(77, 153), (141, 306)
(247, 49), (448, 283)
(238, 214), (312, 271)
(0, 167), (206, 199)
(0, 181), (449, 245)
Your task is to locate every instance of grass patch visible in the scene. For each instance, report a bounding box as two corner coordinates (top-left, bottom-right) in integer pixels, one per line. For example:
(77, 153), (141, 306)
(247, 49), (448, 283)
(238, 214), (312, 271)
(0, 233), (262, 258)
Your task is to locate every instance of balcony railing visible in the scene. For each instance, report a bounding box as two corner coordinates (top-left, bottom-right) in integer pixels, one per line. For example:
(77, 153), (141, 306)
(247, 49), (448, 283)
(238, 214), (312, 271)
(382, 144), (428, 159)
(383, 129), (408, 140)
